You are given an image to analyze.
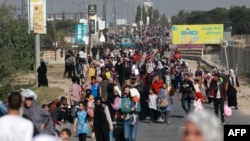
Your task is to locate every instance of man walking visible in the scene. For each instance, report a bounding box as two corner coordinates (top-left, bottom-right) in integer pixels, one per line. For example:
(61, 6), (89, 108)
(91, 45), (98, 60)
(0, 92), (34, 141)
(178, 73), (195, 115)
(210, 74), (228, 124)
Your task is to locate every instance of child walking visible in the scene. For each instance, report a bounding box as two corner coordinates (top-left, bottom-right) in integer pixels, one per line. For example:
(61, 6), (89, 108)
(73, 101), (89, 141)
(60, 128), (71, 141)
(193, 79), (205, 112)
(148, 87), (158, 123)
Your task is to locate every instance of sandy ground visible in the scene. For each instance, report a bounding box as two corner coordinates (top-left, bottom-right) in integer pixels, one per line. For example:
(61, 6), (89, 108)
(186, 59), (250, 116)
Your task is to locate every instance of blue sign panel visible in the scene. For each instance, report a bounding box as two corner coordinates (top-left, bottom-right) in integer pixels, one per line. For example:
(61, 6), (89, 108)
(74, 24), (88, 44)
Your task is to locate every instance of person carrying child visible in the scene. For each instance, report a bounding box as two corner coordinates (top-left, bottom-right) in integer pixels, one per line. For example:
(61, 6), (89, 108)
(125, 87), (140, 125)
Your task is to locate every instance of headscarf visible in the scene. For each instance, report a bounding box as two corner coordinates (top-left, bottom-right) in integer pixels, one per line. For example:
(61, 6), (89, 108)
(182, 110), (223, 141)
(100, 59), (105, 68)
(157, 61), (164, 69)
(229, 69), (236, 88)
(33, 134), (61, 141)
(79, 50), (86, 59)
(94, 98), (107, 123)
(114, 85), (121, 97)
(21, 88), (37, 99)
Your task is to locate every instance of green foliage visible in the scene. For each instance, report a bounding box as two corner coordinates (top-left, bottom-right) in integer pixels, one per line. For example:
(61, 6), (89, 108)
(106, 43), (116, 51)
(135, 6), (142, 23)
(42, 19), (75, 48)
(135, 5), (166, 25)
(171, 6), (250, 35)
(33, 87), (64, 105)
(0, 3), (35, 99)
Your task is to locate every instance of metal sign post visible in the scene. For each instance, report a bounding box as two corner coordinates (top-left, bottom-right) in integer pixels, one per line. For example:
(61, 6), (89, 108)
(28, 0), (47, 85)
(221, 40), (229, 70)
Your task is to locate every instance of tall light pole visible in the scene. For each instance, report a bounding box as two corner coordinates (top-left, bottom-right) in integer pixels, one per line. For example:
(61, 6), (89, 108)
(103, 0), (107, 50)
(114, 0), (117, 35)
(140, 0), (143, 38)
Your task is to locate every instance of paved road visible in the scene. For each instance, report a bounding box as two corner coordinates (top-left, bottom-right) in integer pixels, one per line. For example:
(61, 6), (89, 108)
(57, 92), (250, 141)
(56, 59), (250, 141)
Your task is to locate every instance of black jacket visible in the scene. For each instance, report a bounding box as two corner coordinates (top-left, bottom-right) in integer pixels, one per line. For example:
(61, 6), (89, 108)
(179, 79), (195, 95)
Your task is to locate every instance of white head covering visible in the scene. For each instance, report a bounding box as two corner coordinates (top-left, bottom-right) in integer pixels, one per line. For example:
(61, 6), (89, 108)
(157, 61), (164, 69)
(100, 59), (105, 68)
(114, 86), (121, 97)
(182, 110), (223, 141)
(20, 88), (37, 99)
(34, 134), (62, 141)
(79, 51), (86, 59)
(229, 69), (236, 88)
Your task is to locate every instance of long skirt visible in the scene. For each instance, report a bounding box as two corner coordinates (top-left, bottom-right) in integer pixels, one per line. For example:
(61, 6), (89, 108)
(227, 86), (237, 107)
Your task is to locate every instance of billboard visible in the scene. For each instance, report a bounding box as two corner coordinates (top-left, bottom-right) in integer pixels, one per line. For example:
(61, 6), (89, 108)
(74, 24), (89, 44)
(28, 0), (46, 34)
(172, 24), (223, 44)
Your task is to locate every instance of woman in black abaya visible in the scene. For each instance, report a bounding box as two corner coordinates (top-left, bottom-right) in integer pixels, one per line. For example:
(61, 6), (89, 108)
(37, 61), (48, 87)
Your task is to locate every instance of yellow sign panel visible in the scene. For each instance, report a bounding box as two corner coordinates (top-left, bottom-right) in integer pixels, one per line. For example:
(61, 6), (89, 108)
(33, 4), (44, 33)
(30, 0), (41, 2)
(172, 24), (224, 44)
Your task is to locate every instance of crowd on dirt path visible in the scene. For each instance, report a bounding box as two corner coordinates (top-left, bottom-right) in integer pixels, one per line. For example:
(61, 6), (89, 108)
(0, 24), (241, 141)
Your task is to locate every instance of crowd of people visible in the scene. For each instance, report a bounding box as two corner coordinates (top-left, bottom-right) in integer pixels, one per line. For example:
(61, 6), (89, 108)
(0, 24), (241, 141)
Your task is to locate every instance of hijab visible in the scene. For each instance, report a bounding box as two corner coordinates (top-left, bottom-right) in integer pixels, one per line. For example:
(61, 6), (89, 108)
(94, 98), (106, 123)
(183, 110), (223, 141)
(229, 69), (236, 88)
(157, 61), (164, 69)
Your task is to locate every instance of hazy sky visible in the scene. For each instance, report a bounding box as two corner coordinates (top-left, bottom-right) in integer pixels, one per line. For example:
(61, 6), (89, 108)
(153, 0), (250, 17)
(2, 0), (250, 23)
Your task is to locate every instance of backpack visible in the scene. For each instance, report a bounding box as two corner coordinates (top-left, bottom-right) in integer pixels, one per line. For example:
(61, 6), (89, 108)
(112, 97), (122, 110)
(121, 97), (132, 113)
(66, 56), (74, 65)
(158, 89), (168, 108)
(87, 101), (95, 117)
(158, 97), (168, 108)
(0, 102), (8, 116)
(78, 63), (83, 73)
(121, 97), (141, 113)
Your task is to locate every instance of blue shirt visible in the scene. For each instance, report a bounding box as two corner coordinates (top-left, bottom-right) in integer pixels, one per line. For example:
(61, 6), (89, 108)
(91, 83), (99, 99)
(76, 110), (88, 134)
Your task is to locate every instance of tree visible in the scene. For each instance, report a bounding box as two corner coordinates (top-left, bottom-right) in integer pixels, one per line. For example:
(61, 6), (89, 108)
(160, 14), (167, 25)
(135, 5), (142, 23)
(171, 6), (250, 35)
(0, 3), (35, 98)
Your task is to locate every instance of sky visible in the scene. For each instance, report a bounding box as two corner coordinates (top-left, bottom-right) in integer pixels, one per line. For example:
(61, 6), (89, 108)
(1, 0), (250, 23)
(153, 0), (250, 17)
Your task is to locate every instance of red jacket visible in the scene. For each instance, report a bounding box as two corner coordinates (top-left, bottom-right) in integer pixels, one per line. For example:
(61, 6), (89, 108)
(151, 80), (163, 94)
(132, 54), (141, 62)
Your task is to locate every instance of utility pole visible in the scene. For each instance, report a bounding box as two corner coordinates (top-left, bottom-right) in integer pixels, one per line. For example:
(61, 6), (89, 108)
(85, 0), (88, 54)
(53, 1), (57, 60)
(140, 0), (143, 38)
(103, 0), (107, 49)
(114, 0), (116, 35)
(22, 0), (25, 20)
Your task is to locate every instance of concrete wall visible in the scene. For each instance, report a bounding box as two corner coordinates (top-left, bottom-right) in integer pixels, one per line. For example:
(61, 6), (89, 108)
(42, 49), (65, 64)
(219, 47), (250, 75)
